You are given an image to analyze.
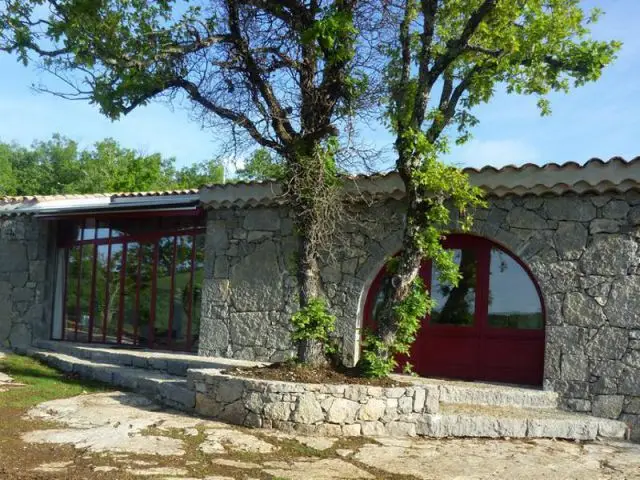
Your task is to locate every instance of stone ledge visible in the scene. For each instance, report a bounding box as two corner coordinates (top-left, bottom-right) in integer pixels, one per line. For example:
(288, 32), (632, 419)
(188, 368), (439, 436)
(188, 369), (629, 440)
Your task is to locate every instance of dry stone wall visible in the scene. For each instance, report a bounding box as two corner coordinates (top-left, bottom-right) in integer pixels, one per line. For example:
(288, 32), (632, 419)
(0, 217), (56, 349)
(189, 368), (439, 437)
(198, 193), (640, 439)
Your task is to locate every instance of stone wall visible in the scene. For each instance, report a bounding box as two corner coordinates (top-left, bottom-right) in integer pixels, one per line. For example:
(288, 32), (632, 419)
(190, 369), (438, 437)
(0, 216), (57, 349)
(198, 192), (640, 438)
(198, 201), (404, 366)
(188, 369), (626, 440)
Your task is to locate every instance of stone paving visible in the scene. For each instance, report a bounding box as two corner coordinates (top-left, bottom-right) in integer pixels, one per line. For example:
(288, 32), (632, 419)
(19, 391), (640, 479)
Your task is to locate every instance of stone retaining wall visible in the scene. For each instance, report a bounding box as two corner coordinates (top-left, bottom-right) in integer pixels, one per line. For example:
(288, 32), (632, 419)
(0, 217), (56, 349)
(189, 369), (439, 437)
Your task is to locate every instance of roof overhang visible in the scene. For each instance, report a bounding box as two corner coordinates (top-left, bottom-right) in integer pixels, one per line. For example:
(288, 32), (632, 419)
(200, 157), (640, 209)
(0, 193), (200, 217)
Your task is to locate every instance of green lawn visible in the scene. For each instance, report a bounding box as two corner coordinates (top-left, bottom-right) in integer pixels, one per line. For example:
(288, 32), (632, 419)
(0, 353), (109, 408)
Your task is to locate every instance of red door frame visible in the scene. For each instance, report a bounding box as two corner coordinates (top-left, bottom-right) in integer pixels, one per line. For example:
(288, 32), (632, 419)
(56, 211), (206, 352)
(363, 233), (546, 386)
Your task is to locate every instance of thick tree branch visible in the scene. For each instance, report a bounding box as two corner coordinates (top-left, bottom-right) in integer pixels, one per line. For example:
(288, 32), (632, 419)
(425, 66), (480, 143)
(175, 78), (284, 153)
(412, 0), (438, 127)
(427, 0), (497, 88)
(227, 0), (297, 144)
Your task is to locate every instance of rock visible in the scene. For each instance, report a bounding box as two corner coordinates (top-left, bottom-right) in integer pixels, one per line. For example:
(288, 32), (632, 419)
(562, 292), (606, 328)
(545, 197), (596, 222)
(357, 399), (386, 422)
(586, 327), (628, 360)
(602, 200), (630, 219)
(354, 436), (640, 479)
(592, 395), (625, 419)
(212, 458), (261, 469)
(243, 209), (281, 231)
(292, 394), (324, 424)
(386, 421), (417, 437)
(590, 219), (620, 234)
(506, 207), (548, 229)
(554, 222), (587, 259)
(560, 353), (589, 381)
(263, 401), (292, 422)
(217, 400), (248, 424)
(33, 461), (73, 473)
(327, 398), (360, 424)
(0, 243), (28, 273)
(215, 378), (245, 403)
(200, 428), (276, 454)
(125, 467), (189, 476)
(229, 241), (284, 311)
(580, 235), (638, 275)
(605, 277), (640, 328)
(413, 389), (426, 412)
(263, 458), (374, 480)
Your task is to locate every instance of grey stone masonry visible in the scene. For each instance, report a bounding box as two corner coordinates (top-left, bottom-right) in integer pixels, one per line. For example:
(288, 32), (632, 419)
(189, 369), (439, 436)
(199, 192), (640, 440)
(0, 217), (56, 349)
(188, 369), (627, 440)
(198, 201), (405, 366)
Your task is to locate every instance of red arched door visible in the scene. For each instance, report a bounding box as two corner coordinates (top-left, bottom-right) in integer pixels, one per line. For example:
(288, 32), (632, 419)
(364, 234), (545, 386)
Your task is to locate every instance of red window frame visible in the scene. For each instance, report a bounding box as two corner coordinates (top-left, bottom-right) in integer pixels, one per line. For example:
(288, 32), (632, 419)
(363, 233), (546, 385)
(57, 210), (205, 352)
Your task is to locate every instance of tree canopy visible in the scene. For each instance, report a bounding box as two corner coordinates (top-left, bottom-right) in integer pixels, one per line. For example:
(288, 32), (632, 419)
(0, 135), (224, 196)
(360, 0), (620, 377)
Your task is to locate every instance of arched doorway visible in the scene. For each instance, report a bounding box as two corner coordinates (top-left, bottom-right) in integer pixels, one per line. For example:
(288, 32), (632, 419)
(364, 234), (546, 386)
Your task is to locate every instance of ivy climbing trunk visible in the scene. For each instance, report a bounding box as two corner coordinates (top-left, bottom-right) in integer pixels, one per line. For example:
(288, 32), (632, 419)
(296, 230), (327, 365)
(287, 145), (334, 367)
(372, 165), (425, 365)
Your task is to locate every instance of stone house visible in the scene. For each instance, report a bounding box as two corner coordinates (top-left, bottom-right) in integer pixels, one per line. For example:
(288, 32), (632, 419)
(0, 157), (639, 435)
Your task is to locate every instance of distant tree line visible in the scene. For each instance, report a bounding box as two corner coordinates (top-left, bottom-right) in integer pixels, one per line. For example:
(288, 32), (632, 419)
(0, 134), (225, 196)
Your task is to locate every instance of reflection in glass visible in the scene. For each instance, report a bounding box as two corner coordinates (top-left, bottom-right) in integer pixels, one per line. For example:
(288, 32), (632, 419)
(61, 214), (205, 351)
(172, 236), (195, 349)
(430, 249), (476, 326)
(64, 246), (80, 340)
(488, 249), (543, 329)
(154, 237), (175, 348)
(122, 242), (141, 345)
(191, 234), (205, 351)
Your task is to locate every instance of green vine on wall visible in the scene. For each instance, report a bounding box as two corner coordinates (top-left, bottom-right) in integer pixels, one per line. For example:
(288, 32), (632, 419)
(291, 297), (338, 359)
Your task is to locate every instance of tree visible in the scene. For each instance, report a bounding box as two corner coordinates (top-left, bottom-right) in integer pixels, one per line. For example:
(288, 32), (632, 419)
(0, 135), (224, 195)
(236, 148), (284, 182)
(360, 0), (620, 376)
(0, 0), (370, 365)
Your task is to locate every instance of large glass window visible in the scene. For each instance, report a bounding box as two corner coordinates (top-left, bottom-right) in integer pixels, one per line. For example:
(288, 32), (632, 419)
(58, 213), (205, 351)
(366, 235), (544, 332)
(487, 248), (544, 329)
(430, 249), (477, 326)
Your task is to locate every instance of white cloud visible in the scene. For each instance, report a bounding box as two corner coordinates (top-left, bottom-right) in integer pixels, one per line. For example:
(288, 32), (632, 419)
(447, 139), (540, 169)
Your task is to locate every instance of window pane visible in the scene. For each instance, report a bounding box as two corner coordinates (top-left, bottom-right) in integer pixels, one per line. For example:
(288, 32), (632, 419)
(154, 237), (175, 349)
(191, 234), (205, 352)
(64, 246), (80, 340)
(430, 249), (477, 326)
(488, 248), (543, 329)
(102, 243), (121, 342)
(169, 236), (193, 350)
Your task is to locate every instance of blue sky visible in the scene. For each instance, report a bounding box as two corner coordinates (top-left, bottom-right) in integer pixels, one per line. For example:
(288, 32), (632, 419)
(0, 0), (637, 173)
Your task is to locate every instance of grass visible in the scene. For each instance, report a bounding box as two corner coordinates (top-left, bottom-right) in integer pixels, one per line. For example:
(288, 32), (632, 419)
(0, 353), (109, 408)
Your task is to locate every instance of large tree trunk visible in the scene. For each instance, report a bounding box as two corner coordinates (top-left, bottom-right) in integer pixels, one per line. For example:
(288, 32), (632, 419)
(296, 229), (327, 365)
(374, 203), (423, 362)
